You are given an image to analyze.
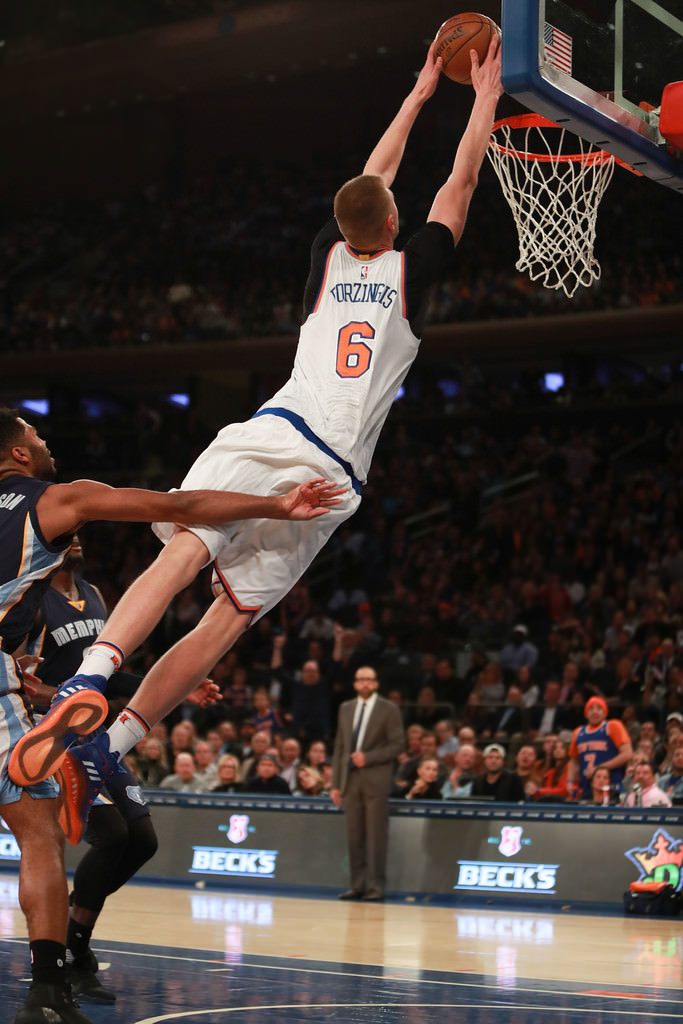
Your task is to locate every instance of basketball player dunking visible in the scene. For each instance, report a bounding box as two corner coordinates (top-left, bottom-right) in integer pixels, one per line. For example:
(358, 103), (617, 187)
(10, 37), (504, 845)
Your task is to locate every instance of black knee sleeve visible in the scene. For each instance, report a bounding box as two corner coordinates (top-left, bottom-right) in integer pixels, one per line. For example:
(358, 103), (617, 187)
(71, 807), (158, 912)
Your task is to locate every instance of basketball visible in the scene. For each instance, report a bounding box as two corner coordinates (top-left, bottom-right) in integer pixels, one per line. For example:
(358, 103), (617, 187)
(434, 12), (501, 85)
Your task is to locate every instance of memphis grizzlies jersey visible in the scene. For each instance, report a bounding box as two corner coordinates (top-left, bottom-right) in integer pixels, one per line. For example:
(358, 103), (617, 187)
(261, 220), (451, 483)
(0, 474), (70, 664)
(28, 579), (106, 704)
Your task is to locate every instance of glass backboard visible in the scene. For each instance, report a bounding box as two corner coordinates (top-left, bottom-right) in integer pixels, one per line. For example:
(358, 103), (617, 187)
(500, 0), (683, 191)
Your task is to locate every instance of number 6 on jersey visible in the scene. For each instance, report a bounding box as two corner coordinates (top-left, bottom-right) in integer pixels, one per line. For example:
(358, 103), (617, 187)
(336, 321), (374, 379)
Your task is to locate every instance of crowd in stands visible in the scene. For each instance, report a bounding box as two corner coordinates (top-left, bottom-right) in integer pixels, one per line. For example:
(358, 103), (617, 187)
(2, 150), (681, 355)
(125, 689), (683, 807)
(55, 376), (679, 810)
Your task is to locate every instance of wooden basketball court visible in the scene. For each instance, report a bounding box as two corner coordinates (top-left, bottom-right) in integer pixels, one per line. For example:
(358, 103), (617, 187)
(2, 877), (682, 1022)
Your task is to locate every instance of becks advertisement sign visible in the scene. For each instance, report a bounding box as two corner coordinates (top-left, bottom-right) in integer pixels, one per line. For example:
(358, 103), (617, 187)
(190, 847), (278, 877)
(454, 825), (559, 894)
(190, 814), (279, 879)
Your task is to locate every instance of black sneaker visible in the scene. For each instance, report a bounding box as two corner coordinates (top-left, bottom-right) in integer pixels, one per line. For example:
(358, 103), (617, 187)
(14, 982), (94, 1024)
(67, 961), (116, 1004)
(81, 948), (99, 974)
(66, 926), (99, 973)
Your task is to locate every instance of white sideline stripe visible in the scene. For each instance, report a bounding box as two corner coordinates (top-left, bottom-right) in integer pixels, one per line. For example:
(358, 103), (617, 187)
(133, 1002), (683, 1024)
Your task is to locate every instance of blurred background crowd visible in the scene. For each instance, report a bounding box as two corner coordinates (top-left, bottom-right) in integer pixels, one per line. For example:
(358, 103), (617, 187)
(2, 164), (681, 356)
(59, 379), (683, 807)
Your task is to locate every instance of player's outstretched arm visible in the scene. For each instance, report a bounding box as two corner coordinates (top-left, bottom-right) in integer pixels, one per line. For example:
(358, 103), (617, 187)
(428, 35), (503, 244)
(363, 40), (442, 187)
(36, 477), (345, 541)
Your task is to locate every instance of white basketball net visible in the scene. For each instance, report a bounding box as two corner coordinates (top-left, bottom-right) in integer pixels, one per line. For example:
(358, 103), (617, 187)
(487, 115), (616, 298)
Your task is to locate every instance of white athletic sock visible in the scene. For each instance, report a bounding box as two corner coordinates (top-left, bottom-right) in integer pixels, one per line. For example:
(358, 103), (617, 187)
(77, 641), (124, 679)
(106, 707), (150, 759)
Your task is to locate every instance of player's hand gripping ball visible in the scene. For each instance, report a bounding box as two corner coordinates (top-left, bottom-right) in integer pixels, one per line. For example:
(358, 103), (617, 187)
(434, 12), (501, 84)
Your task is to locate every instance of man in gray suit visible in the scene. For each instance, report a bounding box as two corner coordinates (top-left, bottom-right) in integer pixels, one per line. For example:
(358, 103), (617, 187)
(330, 666), (404, 901)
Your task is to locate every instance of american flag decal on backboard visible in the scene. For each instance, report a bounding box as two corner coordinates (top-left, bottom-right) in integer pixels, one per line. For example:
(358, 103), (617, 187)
(544, 22), (573, 75)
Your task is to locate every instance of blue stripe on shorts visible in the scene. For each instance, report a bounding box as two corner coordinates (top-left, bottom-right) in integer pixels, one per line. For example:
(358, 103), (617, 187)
(252, 408), (363, 495)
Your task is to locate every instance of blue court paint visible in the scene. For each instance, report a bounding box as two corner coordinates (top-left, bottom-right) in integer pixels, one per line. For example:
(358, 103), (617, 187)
(2, 937), (682, 1023)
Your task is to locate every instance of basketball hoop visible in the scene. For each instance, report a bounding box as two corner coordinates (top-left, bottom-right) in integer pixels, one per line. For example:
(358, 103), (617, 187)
(487, 113), (618, 298)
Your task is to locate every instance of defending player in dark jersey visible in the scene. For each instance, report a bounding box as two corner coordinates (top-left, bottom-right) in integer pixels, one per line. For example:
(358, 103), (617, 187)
(0, 406), (341, 1024)
(25, 536), (156, 1005)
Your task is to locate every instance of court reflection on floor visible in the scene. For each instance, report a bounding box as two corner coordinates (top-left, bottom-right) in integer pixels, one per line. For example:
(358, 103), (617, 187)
(2, 882), (683, 1022)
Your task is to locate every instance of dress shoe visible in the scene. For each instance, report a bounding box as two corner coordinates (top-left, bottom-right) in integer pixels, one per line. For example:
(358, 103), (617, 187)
(362, 889), (385, 901)
(338, 889), (364, 900)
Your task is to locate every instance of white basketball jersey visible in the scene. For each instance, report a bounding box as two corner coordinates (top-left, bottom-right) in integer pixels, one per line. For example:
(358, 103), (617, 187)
(261, 240), (420, 483)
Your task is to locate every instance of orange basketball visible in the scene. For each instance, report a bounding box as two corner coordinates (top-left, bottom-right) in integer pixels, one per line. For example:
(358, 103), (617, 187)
(434, 12), (500, 85)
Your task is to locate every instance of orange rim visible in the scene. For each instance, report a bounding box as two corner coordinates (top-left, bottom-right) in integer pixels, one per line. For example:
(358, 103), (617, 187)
(490, 112), (637, 171)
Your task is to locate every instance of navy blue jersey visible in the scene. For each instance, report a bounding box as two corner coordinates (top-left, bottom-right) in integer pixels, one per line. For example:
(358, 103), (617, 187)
(0, 474), (70, 659)
(29, 578), (107, 697)
(570, 718), (631, 797)
(28, 576), (150, 818)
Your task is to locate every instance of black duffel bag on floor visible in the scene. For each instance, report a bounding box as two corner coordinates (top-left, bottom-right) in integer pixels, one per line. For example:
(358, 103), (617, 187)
(623, 881), (682, 916)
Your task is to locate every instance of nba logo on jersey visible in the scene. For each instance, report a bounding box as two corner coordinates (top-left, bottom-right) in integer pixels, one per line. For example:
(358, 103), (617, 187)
(227, 814), (249, 844)
(499, 826), (523, 857)
(360, 265), (368, 279)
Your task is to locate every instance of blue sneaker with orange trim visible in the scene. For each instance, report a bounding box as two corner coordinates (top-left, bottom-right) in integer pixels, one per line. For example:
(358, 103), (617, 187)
(55, 734), (120, 846)
(9, 678), (108, 788)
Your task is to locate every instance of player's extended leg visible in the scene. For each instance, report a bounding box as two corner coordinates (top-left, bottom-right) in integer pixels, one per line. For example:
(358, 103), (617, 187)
(57, 594), (251, 845)
(8, 531), (211, 790)
(94, 529), (211, 665)
(4, 794), (93, 1024)
(129, 590), (249, 723)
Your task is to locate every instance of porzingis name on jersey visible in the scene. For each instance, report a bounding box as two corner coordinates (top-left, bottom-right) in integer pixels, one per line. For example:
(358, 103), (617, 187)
(50, 617), (106, 647)
(0, 492), (26, 511)
(328, 281), (398, 308)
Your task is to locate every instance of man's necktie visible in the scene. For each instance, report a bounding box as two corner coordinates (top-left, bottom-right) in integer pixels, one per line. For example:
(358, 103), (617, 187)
(351, 702), (366, 751)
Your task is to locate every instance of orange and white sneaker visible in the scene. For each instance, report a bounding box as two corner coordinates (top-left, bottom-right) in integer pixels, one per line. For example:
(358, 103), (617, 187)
(9, 679), (108, 788)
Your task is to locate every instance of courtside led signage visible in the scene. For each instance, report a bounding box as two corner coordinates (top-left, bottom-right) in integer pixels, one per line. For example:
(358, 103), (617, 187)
(190, 814), (279, 879)
(454, 826), (559, 895)
(625, 828), (683, 890)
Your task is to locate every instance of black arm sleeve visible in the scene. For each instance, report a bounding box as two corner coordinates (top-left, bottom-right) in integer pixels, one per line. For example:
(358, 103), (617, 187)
(403, 221), (455, 336)
(302, 219), (344, 319)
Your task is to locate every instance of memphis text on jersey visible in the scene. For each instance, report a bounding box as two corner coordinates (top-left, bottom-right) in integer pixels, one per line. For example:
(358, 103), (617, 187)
(50, 616), (106, 647)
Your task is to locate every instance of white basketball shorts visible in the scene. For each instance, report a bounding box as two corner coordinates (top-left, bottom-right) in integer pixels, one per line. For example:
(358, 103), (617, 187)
(153, 415), (362, 622)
